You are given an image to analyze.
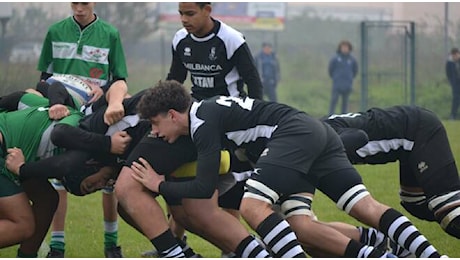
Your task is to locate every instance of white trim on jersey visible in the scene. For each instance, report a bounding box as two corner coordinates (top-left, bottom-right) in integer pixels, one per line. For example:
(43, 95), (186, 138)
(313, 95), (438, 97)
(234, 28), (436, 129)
(105, 115), (140, 136)
(225, 67), (240, 97)
(172, 28), (188, 51)
(190, 32), (215, 42)
(190, 101), (205, 140)
(216, 21), (245, 59)
(356, 138), (414, 158)
(226, 125), (278, 146)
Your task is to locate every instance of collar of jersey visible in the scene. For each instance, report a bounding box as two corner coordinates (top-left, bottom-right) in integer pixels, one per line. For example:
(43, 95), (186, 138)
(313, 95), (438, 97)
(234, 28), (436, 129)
(72, 14), (98, 31)
(190, 18), (219, 42)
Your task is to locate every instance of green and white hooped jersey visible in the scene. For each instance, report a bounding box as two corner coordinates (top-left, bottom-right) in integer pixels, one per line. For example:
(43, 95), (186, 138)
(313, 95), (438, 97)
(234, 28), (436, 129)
(37, 16), (128, 87)
(0, 103), (82, 183)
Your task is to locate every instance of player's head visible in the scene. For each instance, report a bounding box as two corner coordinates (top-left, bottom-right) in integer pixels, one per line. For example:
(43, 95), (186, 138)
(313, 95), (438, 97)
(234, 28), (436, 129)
(337, 40), (352, 54)
(178, 2), (213, 36)
(71, 2), (95, 25)
(137, 80), (192, 143)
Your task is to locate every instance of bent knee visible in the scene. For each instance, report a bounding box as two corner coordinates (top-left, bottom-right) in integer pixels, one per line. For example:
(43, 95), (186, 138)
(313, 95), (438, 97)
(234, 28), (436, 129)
(115, 167), (143, 198)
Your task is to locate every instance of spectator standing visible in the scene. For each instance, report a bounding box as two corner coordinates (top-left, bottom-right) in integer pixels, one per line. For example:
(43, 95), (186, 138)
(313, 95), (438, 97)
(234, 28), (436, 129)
(446, 47), (460, 120)
(328, 40), (358, 115)
(37, 2), (128, 258)
(254, 42), (280, 102)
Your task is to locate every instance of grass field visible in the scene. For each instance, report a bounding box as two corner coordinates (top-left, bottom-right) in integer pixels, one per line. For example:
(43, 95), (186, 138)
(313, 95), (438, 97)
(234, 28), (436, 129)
(0, 121), (459, 258)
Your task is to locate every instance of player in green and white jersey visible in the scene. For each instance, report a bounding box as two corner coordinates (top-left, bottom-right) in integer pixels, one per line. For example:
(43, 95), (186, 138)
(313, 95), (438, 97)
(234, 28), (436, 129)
(0, 94), (82, 256)
(37, 3), (129, 257)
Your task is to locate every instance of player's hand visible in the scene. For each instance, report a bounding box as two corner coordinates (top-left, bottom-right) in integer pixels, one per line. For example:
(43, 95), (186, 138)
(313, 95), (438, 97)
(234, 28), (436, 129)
(87, 81), (104, 104)
(48, 104), (70, 120)
(110, 131), (132, 155)
(130, 157), (165, 193)
(104, 102), (125, 126)
(6, 147), (25, 175)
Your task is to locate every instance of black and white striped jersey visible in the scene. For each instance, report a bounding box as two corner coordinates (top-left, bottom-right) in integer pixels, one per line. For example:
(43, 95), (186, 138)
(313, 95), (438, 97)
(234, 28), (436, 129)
(166, 19), (263, 101)
(158, 96), (300, 200)
(323, 105), (424, 164)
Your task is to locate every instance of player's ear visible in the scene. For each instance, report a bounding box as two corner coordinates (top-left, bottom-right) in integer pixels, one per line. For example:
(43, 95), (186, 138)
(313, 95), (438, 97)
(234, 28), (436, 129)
(168, 109), (177, 121)
(203, 4), (212, 16)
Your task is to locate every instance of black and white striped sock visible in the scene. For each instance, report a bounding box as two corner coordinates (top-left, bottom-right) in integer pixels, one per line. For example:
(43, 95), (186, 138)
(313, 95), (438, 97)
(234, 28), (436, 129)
(256, 213), (306, 258)
(235, 235), (271, 258)
(150, 229), (185, 258)
(359, 226), (411, 257)
(345, 239), (393, 258)
(379, 208), (440, 258)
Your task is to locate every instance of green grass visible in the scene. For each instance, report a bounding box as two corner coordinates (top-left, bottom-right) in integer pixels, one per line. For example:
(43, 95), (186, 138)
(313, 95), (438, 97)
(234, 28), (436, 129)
(1, 121), (460, 257)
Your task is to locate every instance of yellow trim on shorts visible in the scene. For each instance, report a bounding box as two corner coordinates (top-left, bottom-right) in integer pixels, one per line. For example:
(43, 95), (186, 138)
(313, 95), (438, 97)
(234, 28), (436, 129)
(171, 150), (231, 178)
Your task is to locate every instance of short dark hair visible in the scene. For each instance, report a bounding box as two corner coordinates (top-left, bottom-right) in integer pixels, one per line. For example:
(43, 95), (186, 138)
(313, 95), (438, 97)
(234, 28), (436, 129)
(337, 40), (353, 52)
(196, 2), (211, 8)
(137, 80), (192, 119)
(451, 48), (459, 55)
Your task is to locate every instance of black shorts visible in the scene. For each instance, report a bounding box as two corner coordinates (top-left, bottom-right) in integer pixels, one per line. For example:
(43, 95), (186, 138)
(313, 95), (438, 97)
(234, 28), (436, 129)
(252, 113), (363, 202)
(400, 109), (460, 197)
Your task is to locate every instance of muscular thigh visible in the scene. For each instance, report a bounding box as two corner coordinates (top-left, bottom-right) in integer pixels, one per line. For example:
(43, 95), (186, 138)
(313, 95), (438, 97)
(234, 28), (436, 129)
(0, 190), (32, 221)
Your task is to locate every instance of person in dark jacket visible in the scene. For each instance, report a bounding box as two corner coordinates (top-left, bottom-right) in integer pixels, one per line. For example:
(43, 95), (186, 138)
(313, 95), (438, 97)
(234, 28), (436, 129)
(328, 40), (358, 115)
(254, 42), (280, 102)
(445, 47), (460, 120)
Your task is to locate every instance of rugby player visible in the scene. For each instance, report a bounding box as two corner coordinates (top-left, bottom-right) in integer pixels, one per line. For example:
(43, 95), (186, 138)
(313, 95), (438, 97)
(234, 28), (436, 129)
(321, 106), (460, 242)
(119, 2), (265, 257)
(132, 80), (445, 258)
(0, 94), (81, 257)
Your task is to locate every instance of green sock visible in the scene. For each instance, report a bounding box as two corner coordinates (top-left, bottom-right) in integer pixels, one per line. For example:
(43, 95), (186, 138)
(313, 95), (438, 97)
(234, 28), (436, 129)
(49, 231), (65, 252)
(104, 221), (118, 249)
(17, 249), (37, 258)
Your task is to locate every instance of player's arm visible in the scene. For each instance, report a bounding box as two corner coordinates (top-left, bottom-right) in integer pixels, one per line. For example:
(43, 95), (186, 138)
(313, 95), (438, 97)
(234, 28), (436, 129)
(166, 46), (188, 83)
(37, 30), (54, 81)
(131, 122), (221, 199)
(158, 147), (221, 200)
(103, 30), (129, 125)
(0, 91), (27, 111)
(13, 149), (90, 180)
(336, 127), (369, 164)
(232, 43), (263, 99)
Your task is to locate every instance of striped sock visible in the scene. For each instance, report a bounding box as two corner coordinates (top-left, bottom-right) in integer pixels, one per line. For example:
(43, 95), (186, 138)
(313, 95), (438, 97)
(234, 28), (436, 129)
(150, 230), (185, 258)
(359, 226), (412, 257)
(49, 231), (65, 252)
(256, 213), (306, 258)
(344, 239), (391, 258)
(235, 236), (271, 258)
(104, 221), (118, 249)
(379, 208), (440, 258)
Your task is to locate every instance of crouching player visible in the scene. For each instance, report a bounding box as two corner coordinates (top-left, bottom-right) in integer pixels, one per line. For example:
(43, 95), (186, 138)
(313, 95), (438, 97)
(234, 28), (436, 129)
(322, 106), (460, 244)
(132, 80), (445, 258)
(0, 94), (82, 257)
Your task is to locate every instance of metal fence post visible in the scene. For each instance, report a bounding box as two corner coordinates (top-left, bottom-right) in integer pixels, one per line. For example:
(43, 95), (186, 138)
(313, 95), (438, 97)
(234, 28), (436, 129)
(360, 21), (368, 111)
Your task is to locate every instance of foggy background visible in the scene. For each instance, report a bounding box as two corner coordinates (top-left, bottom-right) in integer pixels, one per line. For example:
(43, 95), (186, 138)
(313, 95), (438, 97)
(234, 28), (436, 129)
(1, 2), (459, 118)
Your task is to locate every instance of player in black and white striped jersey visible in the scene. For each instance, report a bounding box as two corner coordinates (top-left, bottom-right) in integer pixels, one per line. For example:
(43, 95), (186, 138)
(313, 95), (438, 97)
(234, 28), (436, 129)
(323, 106), (460, 246)
(132, 80), (445, 258)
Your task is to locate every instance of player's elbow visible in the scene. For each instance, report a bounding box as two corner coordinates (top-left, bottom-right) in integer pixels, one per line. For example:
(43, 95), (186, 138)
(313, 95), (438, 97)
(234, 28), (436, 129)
(194, 182), (215, 199)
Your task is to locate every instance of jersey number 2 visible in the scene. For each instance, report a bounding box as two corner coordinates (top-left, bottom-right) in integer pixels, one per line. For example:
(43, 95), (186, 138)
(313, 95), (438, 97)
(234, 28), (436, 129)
(216, 96), (254, 111)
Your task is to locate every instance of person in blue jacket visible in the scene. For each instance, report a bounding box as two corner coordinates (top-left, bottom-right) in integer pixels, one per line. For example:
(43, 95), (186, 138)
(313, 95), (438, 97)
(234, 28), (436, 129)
(328, 40), (358, 115)
(446, 47), (460, 120)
